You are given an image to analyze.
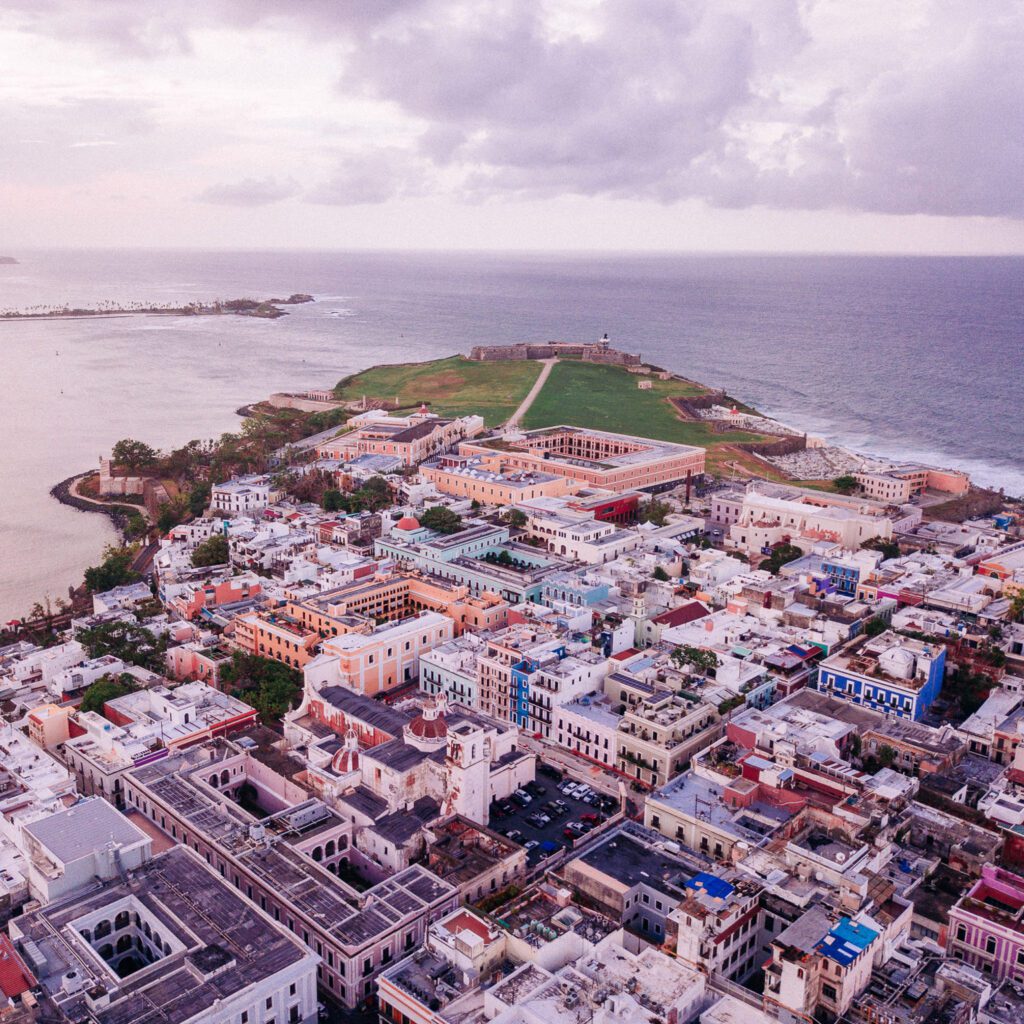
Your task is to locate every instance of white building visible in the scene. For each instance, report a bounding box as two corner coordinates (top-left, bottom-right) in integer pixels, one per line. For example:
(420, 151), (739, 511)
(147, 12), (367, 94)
(210, 473), (280, 514)
(21, 797), (152, 904)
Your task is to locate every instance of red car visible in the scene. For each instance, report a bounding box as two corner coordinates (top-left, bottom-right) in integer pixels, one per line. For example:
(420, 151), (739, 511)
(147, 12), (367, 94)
(581, 812), (601, 824)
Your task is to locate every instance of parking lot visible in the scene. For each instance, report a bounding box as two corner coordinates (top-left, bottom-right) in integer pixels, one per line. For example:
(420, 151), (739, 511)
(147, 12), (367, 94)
(490, 770), (620, 867)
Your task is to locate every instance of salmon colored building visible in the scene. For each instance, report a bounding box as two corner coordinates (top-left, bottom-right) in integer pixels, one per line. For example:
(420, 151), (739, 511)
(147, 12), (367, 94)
(233, 610), (323, 669)
(459, 426), (705, 491)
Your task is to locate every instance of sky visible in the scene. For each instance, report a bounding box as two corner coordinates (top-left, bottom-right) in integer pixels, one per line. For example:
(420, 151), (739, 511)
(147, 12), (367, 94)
(1, 0), (1022, 252)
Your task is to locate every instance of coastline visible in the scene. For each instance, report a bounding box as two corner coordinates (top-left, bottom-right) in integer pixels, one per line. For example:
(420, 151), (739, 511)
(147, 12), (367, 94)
(49, 472), (137, 538)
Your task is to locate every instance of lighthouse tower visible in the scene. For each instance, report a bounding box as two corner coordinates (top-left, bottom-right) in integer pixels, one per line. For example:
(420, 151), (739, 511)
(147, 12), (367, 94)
(443, 720), (490, 826)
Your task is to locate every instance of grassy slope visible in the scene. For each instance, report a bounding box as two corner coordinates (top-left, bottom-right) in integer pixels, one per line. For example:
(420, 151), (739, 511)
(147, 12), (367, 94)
(520, 361), (768, 449)
(335, 356), (543, 427)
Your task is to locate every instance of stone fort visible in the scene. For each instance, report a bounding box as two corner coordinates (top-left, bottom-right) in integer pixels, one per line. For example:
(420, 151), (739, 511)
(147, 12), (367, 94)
(469, 334), (641, 365)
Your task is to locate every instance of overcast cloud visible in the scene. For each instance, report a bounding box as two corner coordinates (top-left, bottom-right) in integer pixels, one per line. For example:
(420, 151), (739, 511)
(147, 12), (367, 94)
(0, 0), (1021, 249)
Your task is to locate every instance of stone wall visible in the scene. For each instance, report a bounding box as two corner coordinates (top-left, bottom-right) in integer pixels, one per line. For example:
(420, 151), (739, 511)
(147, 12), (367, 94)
(469, 341), (641, 365)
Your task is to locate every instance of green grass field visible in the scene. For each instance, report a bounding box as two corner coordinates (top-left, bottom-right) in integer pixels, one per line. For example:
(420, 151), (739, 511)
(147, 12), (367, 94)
(521, 361), (768, 447)
(335, 356), (542, 427)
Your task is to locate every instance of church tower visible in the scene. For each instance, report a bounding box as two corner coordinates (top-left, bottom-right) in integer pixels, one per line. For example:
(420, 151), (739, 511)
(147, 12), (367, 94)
(443, 720), (490, 826)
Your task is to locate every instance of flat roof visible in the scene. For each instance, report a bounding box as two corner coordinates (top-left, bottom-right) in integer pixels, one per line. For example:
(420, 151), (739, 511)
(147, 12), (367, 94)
(24, 797), (148, 865)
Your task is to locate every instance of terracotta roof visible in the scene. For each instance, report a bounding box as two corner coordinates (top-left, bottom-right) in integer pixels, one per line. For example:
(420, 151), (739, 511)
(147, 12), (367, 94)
(652, 602), (710, 627)
(0, 936), (33, 999)
(396, 516), (421, 531)
(610, 648), (640, 661)
(409, 713), (447, 739)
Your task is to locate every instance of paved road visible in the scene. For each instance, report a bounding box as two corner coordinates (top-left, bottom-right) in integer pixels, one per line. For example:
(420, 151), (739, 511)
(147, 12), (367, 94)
(505, 358), (557, 428)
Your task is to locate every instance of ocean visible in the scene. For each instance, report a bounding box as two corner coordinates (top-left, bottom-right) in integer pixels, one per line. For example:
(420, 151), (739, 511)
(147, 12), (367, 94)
(0, 250), (1021, 620)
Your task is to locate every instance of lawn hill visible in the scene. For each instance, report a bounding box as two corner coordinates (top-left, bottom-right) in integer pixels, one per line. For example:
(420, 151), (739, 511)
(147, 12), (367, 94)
(334, 354), (778, 476)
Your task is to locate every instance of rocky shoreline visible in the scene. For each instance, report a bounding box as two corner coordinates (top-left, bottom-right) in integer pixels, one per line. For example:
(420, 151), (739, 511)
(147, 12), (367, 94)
(50, 472), (137, 537)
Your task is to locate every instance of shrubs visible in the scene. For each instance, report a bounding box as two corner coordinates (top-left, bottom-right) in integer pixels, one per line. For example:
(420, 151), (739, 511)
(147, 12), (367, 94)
(192, 534), (229, 567)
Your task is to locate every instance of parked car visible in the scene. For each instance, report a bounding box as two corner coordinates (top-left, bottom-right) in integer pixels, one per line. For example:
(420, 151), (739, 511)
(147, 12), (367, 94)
(540, 839), (561, 855)
(539, 763), (563, 780)
(524, 840), (539, 852)
(512, 789), (532, 806)
(507, 829), (524, 843)
(563, 822), (584, 838)
(581, 812), (601, 824)
(500, 801), (515, 816)
(526, 781), (546, 797)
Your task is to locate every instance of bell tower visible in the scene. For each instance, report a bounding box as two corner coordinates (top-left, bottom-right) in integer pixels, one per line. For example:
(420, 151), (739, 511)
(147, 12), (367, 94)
(443, 720), (490, 826)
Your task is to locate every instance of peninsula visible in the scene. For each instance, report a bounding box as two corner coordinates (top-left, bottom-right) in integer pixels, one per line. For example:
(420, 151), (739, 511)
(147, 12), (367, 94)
(0, 292), (313, 321)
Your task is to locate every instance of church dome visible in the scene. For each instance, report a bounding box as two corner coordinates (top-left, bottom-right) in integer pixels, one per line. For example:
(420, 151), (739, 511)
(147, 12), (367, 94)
(395, 516), (420, 532)
(407, 694), (449, 743)
(331, 746), (359, 774)
(409, 711), (447, 739)
(331, 726), (361, 774)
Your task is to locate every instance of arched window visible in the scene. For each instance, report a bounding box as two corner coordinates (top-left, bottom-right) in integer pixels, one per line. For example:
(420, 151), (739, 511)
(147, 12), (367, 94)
(94, 920), (112, 939)
(209, 775), (219, 787)
(98, 944), (114, 960)
(220, 769), (229, 786)
(114, 911), (130, 931)
(312, 846), (323, 862)
(116, 935), (132, 954)
(325, 840), (335, 857)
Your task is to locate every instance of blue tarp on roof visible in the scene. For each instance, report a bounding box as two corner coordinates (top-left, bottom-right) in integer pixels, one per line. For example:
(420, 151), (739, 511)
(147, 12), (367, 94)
(685, 872), (734, 901)
(816, 917), (879, 966)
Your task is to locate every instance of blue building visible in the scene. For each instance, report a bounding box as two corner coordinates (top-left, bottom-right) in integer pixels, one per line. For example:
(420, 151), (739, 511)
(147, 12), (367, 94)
(816, 630), (945, 721)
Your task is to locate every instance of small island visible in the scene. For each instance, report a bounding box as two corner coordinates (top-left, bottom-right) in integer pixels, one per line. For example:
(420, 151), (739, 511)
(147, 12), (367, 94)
(0, 256), (18, 265)
(0, 292), (314, 321)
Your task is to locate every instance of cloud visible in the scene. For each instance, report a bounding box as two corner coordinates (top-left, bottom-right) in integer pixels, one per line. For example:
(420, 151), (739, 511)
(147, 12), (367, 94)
(306, 150), (430, 205)
(197, 176), (300, 207)
(2, 0), (1022, 220)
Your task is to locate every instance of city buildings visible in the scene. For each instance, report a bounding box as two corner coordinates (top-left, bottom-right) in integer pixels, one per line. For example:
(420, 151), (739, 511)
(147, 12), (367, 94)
(816, 630), (946, 721)
(459, 425), (706, 491)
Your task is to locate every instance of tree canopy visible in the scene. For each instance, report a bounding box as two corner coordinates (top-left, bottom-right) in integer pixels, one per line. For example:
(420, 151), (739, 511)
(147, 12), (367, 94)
(111, 438), (158, 473)
(639, 499), (671, 527)
(191, 533), (229, 567)
(833, 474), (859, 495)
(80, 673), (138, 714)
(83, 545), (139, 593)
(420, 506), (463, 535)
(78, 620), (168, 674)
(221, 652), (303, 722)
(759, 543), (803, 575)
(671, 644), (719, 676)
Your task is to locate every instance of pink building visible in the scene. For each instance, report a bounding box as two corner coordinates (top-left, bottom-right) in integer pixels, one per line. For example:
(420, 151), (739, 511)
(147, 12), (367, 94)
(948, 864), (1024, 980)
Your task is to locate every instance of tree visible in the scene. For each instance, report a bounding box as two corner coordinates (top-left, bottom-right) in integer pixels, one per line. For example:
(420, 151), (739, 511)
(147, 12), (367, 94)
(123, 510), (148, 541)
(863, 616), (888, 637)
(420, 506), (463, 535)
(670, 645), (719, 675)
(221, 652), (302, 723)
(863, 536), (900, 561)
(759, 543), (803, 575)
(323, 489), (345, 512)
(504, 508), (527, 529)
(111, 438), (158, 473)
(83, 545), (139, 592)
(358, 476), (393, 511)
(652, 565), (670, 582)
(877, 744), (897, 768)
(80, 673), (137, 714)
(192, 534), (229, 567)
(188, 482), (211, 517)
(834, 474), (859, 495)
(156, 495), (190, 534)
(639, 499), (671, 527)
(78, 621), (169, 673)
